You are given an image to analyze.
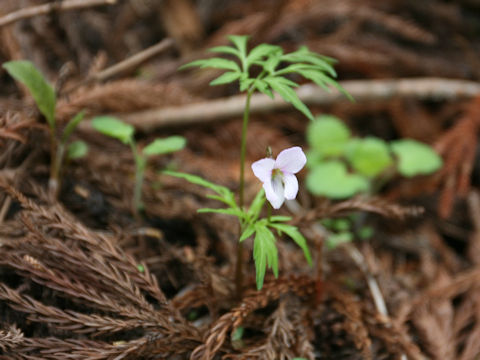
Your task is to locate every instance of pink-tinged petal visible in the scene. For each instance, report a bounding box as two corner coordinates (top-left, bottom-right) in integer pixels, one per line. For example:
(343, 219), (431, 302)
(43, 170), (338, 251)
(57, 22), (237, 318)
(283, 173), (299, 200)
(264, 177), (285, 209)
(275, 146), (307, 174)
(251, 158), (275, 183)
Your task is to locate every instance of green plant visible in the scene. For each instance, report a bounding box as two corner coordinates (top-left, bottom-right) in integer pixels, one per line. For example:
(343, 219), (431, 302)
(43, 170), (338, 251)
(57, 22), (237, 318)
(165, 170), (312, 290)
(91, 116), (186, 217)
(2, 60), (88, 198)
(306, 115), (443, 199)
(180, 35), (349, 294)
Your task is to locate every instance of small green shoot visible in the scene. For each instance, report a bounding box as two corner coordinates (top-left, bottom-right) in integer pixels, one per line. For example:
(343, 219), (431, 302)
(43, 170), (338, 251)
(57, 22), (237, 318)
(2, 60), (88, 198)
(91, 116), (186, 217)
(306, 115), (443, 199)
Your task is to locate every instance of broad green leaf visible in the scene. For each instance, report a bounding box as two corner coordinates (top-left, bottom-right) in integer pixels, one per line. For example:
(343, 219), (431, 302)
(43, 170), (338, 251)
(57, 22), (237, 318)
(143, 136), (186, 156)
(208, 45), (240, 57)
(269, 223), (312, 266)
(3, 60), (56, 128)
(67, 140), (88, 159)
(344, 137), (393, 177)
(326, 231), (353, 250)
(265, 77), (314, 120)
(91, 116), (134, 144)
(210, 71), (241, 86)
(61, 110), (85, 143)
(306, 161), (369, 199)
(253, 224), (278, 290)
(246, 188), (266, 223)
(307, 115), (351, 156)
(179, 58), (240, 72)
(391, 139), (442, 177)
(358, 226), (374, 240)
(246, 44), (282, 68)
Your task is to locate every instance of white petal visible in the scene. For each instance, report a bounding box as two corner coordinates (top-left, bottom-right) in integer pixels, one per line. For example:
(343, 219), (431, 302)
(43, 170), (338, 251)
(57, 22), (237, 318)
(283, 173), (299, 200)
(251, 158), (275, 183)
(264, 177), (285, 209)
(275, 146), (307, 174)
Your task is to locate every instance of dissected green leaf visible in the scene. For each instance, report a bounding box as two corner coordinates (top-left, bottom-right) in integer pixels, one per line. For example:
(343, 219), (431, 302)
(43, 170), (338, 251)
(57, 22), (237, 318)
(391, 139), (443, 177)
(210, 71), (241, 86)
(62, 110), (85, 143)
(265, 77), (313, 120)
(246, 44), (282, 68)
(306, 160), (369, 199)
(208, 45), (240, 57)
(246, 188), (266, 223)
(307, 115), (351, 156)
(228, 35), (249, 60)
(269, 215), (292, 222)
(91, 116), (134, 144)
(240, 223), (256, 242)
(164, 171), (238, 209)
(143, 136), (186, 156)
(3, 60), (56, 128)
(269, 223), (312, 266)
(345, 137), (393, 177)
(198, 207), (243, 217)
(179, 58), (240, 72)
(67, 140), (88, 159)
(253, 224), (278, 290)
(253, 79), (274, 98)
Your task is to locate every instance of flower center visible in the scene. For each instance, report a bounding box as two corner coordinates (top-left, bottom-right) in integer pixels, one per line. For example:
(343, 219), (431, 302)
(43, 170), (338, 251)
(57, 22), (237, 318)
(272, 168), (283, 180)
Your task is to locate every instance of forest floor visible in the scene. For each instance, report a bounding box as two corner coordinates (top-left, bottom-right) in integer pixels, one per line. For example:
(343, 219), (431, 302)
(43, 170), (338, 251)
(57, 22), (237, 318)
(1, 0), (480, 359)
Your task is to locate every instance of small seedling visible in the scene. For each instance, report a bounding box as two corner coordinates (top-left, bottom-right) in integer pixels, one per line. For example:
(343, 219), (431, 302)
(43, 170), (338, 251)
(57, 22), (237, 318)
(91, 116), (186, 217)
(2, 60), (88, 198)
(180, 35), (350, 294)
(306, 115), (443, 199)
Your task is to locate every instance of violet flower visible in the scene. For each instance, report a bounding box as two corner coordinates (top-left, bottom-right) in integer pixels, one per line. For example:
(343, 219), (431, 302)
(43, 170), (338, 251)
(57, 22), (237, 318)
(251, 146), (307, 209)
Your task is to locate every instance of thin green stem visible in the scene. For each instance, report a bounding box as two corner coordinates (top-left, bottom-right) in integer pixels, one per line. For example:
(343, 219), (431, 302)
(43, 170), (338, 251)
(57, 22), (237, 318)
(48, 128), (60, 199)
(129, 140), (145, 220)
(235, 89), (253, 299)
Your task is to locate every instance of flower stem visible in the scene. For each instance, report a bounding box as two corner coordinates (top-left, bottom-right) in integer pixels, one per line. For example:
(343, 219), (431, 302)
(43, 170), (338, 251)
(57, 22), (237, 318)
(235, 89), (253, 299)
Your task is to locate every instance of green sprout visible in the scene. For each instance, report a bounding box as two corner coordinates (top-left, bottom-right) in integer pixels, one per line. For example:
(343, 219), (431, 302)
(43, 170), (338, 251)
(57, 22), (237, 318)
(178, 35), (349, 294)
(91, 116), (186, 218)
(306, 115), (443, 199)
(2, 60), (88, 198)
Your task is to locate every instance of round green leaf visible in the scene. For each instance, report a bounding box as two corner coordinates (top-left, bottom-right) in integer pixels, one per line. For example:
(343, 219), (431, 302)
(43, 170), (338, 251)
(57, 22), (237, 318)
(326, 231), (353, 250)
(306, 160), (369, 199)
(91, 116), (134, 144)
(345, 137), (393, 177)
(306, 115), (351, 156)
(143, 136), (186, 156)
(391, 139), (442, 177)
(67, 140), (88, 159)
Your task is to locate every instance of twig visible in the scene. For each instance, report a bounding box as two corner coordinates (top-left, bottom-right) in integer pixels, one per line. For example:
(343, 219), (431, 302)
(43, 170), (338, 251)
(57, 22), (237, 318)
(80, 77), (480, 132)
(64, 38), (175, 95)
(0, 0), (117, 28)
